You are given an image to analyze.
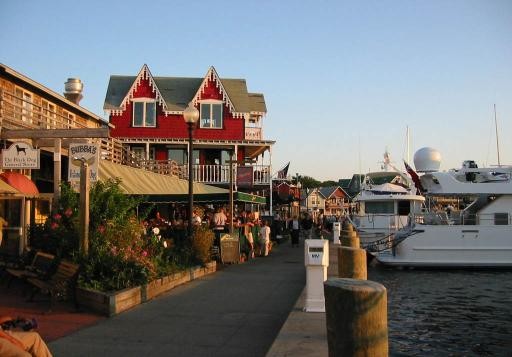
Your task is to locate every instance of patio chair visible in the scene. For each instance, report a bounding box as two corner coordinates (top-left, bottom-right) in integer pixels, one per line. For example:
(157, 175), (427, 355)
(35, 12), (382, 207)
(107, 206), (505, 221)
(5, 251), (55, 287)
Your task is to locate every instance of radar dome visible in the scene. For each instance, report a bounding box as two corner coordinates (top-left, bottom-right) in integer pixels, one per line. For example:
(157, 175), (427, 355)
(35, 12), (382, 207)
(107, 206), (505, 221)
(413, 147), (441, 173)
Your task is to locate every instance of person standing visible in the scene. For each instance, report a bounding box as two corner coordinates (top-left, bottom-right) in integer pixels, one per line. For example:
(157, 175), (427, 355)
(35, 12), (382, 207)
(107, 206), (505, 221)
(302, 213), (313, 239)
(290, 215), (300, 247)
(212, 207), (227, 246)
(259, 220), (271, 256)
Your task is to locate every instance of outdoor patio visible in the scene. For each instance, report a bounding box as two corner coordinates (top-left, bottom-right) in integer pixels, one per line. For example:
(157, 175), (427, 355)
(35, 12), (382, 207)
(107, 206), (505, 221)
(0, 275), (105, 342)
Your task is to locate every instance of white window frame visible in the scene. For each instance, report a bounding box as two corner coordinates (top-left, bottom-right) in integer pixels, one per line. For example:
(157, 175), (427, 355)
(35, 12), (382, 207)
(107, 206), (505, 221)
(41, 99), (57, 129)
(63, 110), (75, 128)
(199, 100), (223, 129)
(14, 86), (33, 123)
(132, 98), (156, 128)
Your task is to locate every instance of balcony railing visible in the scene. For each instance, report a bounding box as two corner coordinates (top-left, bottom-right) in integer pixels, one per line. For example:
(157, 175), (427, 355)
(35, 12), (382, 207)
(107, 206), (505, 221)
(0, 89), (91, 130)
(179, 164), (271, 185)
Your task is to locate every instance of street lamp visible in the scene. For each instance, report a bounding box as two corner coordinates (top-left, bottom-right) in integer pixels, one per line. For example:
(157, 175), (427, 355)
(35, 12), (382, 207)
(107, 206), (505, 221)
(183, 102), (200, 240)
(296, 173), (302, 216)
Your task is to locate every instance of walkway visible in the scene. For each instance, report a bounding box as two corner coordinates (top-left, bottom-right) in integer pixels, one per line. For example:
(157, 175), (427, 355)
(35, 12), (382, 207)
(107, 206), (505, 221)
(49, 243), (306, 357)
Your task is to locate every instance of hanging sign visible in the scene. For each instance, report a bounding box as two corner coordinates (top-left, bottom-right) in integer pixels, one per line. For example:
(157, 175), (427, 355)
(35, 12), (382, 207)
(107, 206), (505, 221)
(68, 143), (99, 182)
(237, 166), (253, 188)
(2, 142), (40, 169)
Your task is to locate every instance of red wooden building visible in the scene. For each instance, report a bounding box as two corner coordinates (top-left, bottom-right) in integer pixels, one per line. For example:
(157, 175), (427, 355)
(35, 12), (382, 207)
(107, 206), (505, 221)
(104, 64), (274, 197)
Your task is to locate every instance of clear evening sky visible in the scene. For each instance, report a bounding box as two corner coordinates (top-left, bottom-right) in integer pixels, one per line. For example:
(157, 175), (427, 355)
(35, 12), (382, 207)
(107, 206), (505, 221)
(1, 0), (511, 181)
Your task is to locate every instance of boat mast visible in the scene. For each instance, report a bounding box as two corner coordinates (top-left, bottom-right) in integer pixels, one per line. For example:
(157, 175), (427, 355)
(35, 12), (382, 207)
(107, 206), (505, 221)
(494, 104), (501, 167)
(406, 126), (410, 165)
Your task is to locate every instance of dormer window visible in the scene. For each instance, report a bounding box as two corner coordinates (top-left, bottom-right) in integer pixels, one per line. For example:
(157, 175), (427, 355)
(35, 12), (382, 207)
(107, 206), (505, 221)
(200, 101), (223, 129)
(132, 99), (156, 127)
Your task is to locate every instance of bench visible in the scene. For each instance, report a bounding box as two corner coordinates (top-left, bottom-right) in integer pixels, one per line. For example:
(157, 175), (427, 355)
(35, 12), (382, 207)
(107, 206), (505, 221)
(5, 251), (55, 287)
(26, 260), (80, 311)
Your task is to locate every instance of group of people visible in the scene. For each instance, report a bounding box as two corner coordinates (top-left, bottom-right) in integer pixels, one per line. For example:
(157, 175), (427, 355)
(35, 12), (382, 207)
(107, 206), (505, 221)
(236, 210), (271, 258)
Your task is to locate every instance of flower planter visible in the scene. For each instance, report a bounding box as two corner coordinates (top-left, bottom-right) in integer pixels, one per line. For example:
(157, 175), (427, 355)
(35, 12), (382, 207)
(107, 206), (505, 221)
(76, 286), (142, 317)
(77, 261), (217, 317)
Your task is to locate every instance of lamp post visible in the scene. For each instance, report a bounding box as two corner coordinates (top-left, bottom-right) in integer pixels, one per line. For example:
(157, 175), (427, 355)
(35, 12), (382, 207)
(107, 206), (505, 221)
(183, 102), (200, 240)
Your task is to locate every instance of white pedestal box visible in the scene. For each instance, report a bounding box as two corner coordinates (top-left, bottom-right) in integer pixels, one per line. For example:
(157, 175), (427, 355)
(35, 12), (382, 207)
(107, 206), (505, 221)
(304, 239), (329, 312)
(332, 222), (341, 245)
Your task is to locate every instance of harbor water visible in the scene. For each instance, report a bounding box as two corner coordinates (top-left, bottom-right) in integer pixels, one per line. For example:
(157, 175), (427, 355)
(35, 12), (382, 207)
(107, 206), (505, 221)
(368, 266), (512, 356)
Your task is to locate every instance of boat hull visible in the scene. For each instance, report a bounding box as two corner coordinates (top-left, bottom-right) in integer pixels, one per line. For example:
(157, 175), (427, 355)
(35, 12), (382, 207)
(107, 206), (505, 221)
(373, 225), (512, 267)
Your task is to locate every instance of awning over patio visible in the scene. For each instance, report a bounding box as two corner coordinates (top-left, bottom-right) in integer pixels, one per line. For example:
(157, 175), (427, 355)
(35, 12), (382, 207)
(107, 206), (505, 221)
(0, 172), (38, 196)
(145, 191), (266, 205)
(98, 160), (228, 196)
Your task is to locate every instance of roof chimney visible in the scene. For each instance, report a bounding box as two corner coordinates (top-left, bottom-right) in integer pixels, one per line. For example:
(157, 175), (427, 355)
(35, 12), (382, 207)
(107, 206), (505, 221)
(64, 78), (83, 104)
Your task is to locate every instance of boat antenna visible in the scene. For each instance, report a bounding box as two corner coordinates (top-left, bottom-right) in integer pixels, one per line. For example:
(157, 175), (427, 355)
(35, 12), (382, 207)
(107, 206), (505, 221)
(494, 104), (501, 167)
(406, 126), (410, 165)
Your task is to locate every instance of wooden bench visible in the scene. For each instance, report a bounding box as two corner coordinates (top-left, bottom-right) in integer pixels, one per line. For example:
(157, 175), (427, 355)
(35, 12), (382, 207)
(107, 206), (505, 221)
(26, 260), (80, 311)
(5, 251), (55, 287)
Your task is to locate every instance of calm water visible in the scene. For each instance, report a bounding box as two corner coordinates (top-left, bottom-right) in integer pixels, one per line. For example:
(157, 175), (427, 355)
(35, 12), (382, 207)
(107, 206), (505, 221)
(367, 266), (512, 356)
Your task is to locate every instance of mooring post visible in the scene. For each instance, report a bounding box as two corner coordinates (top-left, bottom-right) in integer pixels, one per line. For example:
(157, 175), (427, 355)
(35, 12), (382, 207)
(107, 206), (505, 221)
(338, 222), (367, 279)
(324, 278), (388, 357)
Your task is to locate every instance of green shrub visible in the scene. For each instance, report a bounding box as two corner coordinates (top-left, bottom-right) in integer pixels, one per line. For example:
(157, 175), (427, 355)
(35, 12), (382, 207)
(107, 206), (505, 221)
(191, 225), (214, 265)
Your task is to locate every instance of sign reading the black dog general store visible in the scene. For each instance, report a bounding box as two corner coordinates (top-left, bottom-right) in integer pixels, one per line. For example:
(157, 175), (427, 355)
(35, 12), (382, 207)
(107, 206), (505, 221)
(1, 142), (40, 169)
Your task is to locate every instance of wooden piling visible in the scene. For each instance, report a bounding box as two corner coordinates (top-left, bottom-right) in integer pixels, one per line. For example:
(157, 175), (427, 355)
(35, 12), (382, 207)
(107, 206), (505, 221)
(324, 278), (388, 357)
(338, 246), (367, 279)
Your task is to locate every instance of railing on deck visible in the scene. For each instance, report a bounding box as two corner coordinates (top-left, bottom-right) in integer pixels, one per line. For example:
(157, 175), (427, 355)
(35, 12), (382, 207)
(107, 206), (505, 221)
(413, 212), (511, 226)
(179, 164), (271, 185)
(0, 89), (91, 130)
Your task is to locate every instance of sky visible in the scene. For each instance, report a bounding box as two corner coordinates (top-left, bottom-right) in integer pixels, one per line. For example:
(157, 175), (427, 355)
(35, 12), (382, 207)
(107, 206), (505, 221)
(1, 0), (511, 181)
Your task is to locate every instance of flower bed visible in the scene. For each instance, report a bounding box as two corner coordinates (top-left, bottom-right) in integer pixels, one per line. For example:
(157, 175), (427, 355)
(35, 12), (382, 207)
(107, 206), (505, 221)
(76, 261), (216, 317)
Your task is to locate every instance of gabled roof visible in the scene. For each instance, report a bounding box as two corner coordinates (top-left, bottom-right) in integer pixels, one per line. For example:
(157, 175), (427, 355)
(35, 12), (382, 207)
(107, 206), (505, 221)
(104, 65), (267, 117)
(338, 179), (351, 190)
(318, 186), (348, 199)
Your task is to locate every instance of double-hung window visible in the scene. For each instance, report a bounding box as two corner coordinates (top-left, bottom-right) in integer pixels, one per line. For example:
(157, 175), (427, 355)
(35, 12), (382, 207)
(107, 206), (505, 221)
(132, 99), (156, 127)
(41, 100), (56, 128)
(14, 87), (33, 123)
(200, 101), (223, 129)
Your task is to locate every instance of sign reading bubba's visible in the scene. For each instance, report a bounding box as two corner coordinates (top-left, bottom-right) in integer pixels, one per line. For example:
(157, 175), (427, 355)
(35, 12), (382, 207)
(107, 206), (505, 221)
(2, 142), (40, 169)
(68, 143), (99, 182)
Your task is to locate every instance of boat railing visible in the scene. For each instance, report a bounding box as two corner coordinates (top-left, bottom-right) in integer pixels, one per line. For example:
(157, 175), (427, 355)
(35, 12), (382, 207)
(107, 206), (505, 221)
(412, 212), (511, 226)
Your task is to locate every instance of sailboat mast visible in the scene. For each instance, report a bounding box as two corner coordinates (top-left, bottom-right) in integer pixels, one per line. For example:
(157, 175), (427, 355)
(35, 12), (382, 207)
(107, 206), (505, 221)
(494, 104), (501, 167)
(406, 126), (410, 165)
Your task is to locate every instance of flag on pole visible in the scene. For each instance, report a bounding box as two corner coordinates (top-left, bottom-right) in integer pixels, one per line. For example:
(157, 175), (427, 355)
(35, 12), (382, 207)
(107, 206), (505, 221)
(404, 160), (424, 194)
(276, 162), (290, 180)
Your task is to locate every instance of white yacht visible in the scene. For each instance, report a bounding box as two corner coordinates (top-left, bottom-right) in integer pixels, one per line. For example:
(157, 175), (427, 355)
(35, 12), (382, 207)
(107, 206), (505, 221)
(371, 147), (512, 267)
(350, 152), (425, 244)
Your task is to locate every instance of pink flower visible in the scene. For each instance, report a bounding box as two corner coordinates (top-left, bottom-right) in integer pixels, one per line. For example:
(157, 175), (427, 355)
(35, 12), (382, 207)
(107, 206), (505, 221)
(98, 225), (106, 234)
(50, 222), (59, 230)
(64, 208), (73, 217)
(53, 213), (62, 221)
(142, 251), (148, 257)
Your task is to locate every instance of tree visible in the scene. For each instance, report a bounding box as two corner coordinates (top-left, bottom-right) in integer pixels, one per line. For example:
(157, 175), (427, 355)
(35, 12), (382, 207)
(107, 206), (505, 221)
(299, 176), (321, 189)
(321, 180), (338, 187)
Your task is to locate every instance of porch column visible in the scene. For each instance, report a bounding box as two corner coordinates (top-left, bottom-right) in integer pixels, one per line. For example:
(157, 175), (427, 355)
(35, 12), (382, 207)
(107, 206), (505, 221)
(234, 144), (238, 192)
(53, 138), (61, 212)
(269, 146), (273, 215)
(145, 142), (150, 160)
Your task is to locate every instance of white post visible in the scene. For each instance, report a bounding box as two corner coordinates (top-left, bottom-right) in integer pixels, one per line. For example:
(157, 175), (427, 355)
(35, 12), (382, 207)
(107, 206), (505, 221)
(304, 239), (329, 312)
(269, 146), (273, 215)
